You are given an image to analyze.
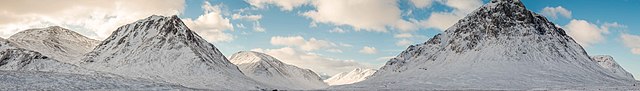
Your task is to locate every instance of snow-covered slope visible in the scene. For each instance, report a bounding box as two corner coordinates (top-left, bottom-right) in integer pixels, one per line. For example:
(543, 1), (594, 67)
(0, 38), (16, 50)
(591, 55), (635, 79)
(1, 37), (194, 90)
(0, 71), (195, 90)
(324, 68), (376, 86)
(332, 0), (635, 90)
(318, 73), (332, 80)
(80, 15), (269, 90)
(0, 38), (96, 75)
(8, 26), (100, 64)
(229, 51), (328, 90)
(0, 48), (96, 74)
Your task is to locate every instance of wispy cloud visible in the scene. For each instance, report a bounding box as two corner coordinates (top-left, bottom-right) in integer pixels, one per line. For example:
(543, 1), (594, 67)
(541, 6), (572, 19)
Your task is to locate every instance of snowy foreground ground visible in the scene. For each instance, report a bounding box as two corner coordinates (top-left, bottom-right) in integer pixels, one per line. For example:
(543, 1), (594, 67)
(0, 71), (198, 90)
(0, 70), (636, 91)
(327, 82), (640, 91)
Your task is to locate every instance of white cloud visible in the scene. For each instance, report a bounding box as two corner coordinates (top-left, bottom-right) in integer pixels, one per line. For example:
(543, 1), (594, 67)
(271, 36), (305, 46)
(302, 0), (416, 32)
(230, 11), (265, 32)
(376, 56), (396, 62)
(236, 23), (246, 29)
(244, 0), (482, 30)
(410, 0), (434, 9)
(359, 46), (378, 54)
(270, 36), (341, 52)
(329, 27), (346, 33)
(253, 21), (266, 32)
(439, 0), (483, 12)
(601, 22), (626, 33)
(246, 0), (421, 32)
(394, 19), (420, 32)
(564, 20), (602, 47)
(394, 33), (414, 38)
(251, 47), (376, 75)
(396, 39), (413, 47)
(541, 6), (572, 19)
(246, 0), (311, 11)
(621, 33), (640, 55)
(339, 43), (353, 47)
(418, 0), (483, 31)
(0, 0), (185, 39)
(420, 12), (462, 31)
(232, 13), (262, 21)
(564, 19), (624, 47)
(182, 2), (234, 43)
(327, 49), (343, 53)
(633, 49), (640, 55)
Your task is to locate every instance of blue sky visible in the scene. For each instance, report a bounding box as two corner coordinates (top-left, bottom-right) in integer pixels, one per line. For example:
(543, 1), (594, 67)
(175, 0), (640, 77)
(0, 0), (637, 78)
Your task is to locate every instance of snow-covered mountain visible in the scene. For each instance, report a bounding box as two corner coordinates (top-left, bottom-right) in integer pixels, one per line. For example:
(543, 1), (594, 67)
(0, 38), (96, 75)
(1, 38), (190, 90)
(79, 15), (269, 90)
(229, 51), (328, 90)
(0, 70), (195, 90)
(324, 68), (376, 86)
(591, 55), (635, 79)
(8, 26), (100, 64)
(332, 0), (636, 90)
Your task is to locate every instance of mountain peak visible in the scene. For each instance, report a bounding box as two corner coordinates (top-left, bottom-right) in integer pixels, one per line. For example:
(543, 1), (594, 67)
(113, 15), (207, 43)
(7, 26), (100, 63)
(80, 15), (267, 89)
(140, 15), (180, 22)
(230, 51), (277, 64)
(39, 26), (74, 35)
(437, 0), (569, 53)
(46, 26), (65, 29)
(490, 0), (524, 6)
(229, 51), (329, 89)
(488, 0), (526, 9)
(333, 0), (636, 89)
(325, 68), (376, 86)
(591, 55), (635, 79)
(229, 51), (293, 71)
(11, 26), (75, 38)
(352, 68), (374, 73)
